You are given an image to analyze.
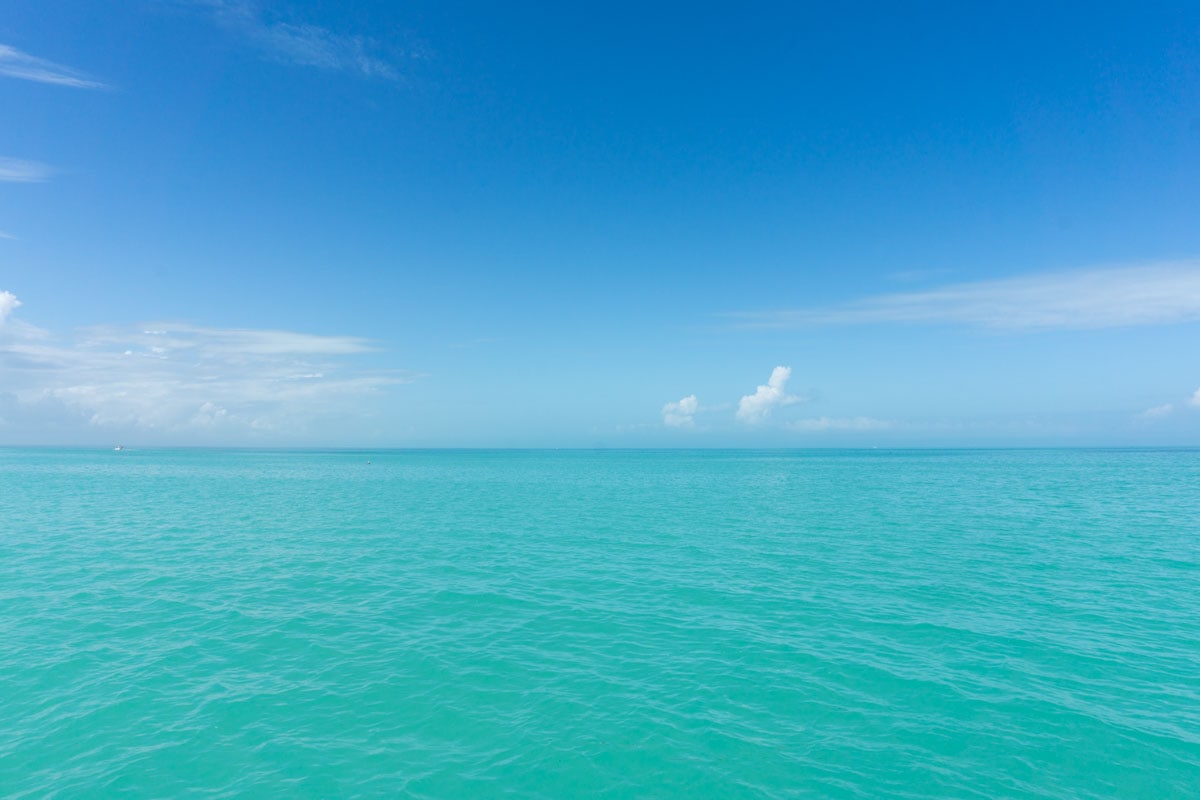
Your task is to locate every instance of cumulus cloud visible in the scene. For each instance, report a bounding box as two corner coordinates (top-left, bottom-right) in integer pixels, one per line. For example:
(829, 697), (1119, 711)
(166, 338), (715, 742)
(0, 157), (51, 183)
(0, 291), (19, 323)
(736, 366), (803, 424)
(0, 44), (107, 89)
(789, 416), (891, 432)
(0, 304), (412, 437)
(728, 262), (1200, 332)
(662, 394), (699, 427)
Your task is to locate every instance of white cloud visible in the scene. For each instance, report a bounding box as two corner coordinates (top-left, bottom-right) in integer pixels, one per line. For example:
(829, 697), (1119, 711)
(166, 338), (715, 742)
(662, 394), (699, 427)
(81, 323), (376, 356)
(0, 305), (411, 436)
(0, 157), (51, 183)
(1137, 403), (1175, 421)
(728, 262), (1200, 331)
(199, 1), (404, 80)
(737, 366), (803, 424)
(0, 44), (107, 89)
(1136, 387), (1200, 421)
(0, 291), (20, 323)
(0, 231), (16, 240)
(789, 416), (892, 432)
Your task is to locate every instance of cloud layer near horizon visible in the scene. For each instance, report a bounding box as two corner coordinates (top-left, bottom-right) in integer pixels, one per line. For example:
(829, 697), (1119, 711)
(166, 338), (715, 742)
(662, 394), (699, 427)
(728, 263), (1200, 331)
(0, 293), (409, 437)
(789, 416), (891, 432)
(1137, 386), (1200, 422)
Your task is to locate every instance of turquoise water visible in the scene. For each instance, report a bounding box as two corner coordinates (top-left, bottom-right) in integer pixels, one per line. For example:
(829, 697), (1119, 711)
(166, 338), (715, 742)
(1, 448), (1198, 798)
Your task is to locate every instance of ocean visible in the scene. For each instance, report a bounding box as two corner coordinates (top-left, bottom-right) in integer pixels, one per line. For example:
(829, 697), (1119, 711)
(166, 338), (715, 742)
(1, 448), (1197, 798)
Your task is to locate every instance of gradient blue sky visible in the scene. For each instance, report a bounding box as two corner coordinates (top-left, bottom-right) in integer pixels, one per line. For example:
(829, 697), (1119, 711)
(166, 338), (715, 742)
(2, 1), (1199, 446)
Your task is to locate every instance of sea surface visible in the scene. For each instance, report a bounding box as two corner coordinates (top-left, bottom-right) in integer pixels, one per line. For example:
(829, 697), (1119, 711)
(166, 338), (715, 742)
(1, 448), (1198, 798)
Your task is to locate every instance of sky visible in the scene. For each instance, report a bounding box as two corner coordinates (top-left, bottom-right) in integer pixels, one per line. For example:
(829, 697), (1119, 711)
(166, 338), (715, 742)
(2, 0), (1199, 447)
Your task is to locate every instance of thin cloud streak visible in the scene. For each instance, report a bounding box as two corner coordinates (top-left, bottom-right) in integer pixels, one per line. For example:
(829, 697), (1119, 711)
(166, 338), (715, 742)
(80, 324), (377, 357)
(0, 157), (51, 183)
(0, 44), (107, 88)
(789, 416), (892, 432)
(728, 262), (1200, 331)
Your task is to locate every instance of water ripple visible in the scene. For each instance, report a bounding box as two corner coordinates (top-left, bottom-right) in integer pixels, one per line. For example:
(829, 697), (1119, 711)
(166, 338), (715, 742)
(1, 448), (1198, 797)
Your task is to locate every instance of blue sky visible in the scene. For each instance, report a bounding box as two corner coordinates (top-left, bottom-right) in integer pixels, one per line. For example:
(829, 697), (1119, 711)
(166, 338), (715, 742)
(2, 0), (1199, 446)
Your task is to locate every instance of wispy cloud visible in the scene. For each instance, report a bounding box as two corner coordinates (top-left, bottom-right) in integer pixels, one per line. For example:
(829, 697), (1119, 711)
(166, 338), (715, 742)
(0, 294), (411, 435)
(737, 366), (804, 424)
(1136, 403), (1175, 421)
(1135, 386), (1200, 422)
(0, 44), (107, 89)
(729, 262), (1200, 331)
(84, 323), (378, 357)
(0, 231), (15, 241)
(0, 157), (51, 183)
(198, 1), (405, 80)
(789, 416), (891, 432)
(662, 394), (698, 428)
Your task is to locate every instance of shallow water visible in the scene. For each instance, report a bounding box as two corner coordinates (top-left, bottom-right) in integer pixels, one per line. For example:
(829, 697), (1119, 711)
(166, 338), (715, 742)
(2, 448), (1198, 797)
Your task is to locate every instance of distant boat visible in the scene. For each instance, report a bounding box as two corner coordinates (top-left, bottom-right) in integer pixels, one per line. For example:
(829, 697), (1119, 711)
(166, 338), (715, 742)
(113, 445), (124, 451)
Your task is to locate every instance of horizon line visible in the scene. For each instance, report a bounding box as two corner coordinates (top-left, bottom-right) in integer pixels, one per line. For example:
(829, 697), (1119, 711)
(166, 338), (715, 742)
(3, 444), (1198, 453)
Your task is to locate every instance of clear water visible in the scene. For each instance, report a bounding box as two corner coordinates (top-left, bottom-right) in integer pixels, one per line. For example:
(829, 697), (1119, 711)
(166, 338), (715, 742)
(2, 448), (1198, 798)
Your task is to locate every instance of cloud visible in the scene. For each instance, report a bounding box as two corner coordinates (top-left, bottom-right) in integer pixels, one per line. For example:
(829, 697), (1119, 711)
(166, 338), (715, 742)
(737, 366), (803, 424)
(0, 304), (411, 436)
(789, 416), (892, 432)
(0, 291), (20, 323)
(0, 157), (51, 183)
(662, 394), (699, 427)
(0, 44), (107, 89)
(198, 1), (404, 80)
(1136, 387), (1200, 421)
(0, 231), (15, 240)
(84, 323), (378, 356)
(728, 262), (1200, 331)
(1137, 403), (1175, 421)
